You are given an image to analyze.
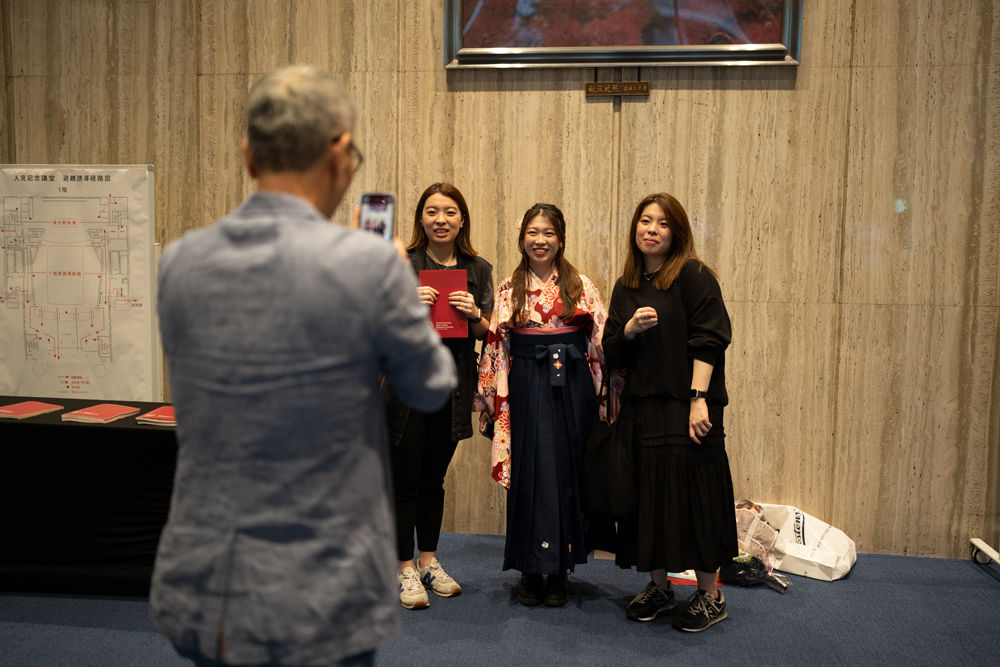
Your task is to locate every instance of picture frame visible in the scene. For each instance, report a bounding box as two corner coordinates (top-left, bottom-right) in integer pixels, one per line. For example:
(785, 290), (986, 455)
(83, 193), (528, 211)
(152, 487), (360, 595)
(445, 0), (802, 69)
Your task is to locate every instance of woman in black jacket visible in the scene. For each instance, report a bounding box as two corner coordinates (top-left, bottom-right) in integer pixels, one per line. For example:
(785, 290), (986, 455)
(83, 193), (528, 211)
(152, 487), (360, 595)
(386, 183), (493, 610)
(602, 192), (737, 633)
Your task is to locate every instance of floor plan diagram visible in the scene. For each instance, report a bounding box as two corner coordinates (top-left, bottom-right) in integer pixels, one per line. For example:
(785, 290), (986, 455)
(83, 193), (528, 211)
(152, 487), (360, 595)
(1, 166), (160, 400)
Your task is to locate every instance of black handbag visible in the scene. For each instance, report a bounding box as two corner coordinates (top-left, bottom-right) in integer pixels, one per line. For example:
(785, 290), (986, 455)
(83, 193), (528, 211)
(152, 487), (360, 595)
(581, 381), (636, 519)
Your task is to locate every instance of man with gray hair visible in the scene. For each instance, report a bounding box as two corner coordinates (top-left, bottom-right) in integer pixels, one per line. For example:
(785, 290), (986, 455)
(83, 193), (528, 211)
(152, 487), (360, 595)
(150, 66), (456, 666)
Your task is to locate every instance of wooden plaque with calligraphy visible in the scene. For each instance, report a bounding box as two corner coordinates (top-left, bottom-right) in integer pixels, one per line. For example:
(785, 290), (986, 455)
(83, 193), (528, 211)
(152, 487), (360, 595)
(585, 81), (650, 97)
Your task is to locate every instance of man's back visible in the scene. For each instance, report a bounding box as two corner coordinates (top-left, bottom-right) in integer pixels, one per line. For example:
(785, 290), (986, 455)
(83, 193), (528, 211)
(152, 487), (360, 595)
(151, 191), (455, 665)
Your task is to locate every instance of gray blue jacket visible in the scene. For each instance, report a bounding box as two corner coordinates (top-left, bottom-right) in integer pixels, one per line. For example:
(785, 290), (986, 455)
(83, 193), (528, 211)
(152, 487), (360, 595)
(151, 191), (456, 664)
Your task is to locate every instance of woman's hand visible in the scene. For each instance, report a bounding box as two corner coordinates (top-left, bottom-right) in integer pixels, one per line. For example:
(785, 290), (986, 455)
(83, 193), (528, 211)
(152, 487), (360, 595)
(449, 290), (480, 321)
(417, 285), (438, 306)
(689, 399), (711, 444)
(624, 306), (658, 339)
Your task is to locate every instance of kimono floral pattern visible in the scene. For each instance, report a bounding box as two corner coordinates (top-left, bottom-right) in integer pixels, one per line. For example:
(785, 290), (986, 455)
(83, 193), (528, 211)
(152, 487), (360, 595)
(475, 268), (606, 488)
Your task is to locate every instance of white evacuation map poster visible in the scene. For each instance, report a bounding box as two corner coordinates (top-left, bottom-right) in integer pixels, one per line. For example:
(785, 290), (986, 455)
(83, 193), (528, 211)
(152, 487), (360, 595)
(0, 165), (161, 401)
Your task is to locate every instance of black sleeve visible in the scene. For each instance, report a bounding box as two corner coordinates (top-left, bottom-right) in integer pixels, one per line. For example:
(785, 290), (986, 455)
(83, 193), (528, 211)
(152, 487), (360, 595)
(601, 279), (635, 370)
(681, 261), (731, 365)
(472, 257), (495, 314)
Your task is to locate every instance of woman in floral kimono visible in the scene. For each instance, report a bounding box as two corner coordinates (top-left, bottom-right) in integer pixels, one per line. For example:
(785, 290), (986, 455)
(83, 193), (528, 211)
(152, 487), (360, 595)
(476, 203), (606, 607)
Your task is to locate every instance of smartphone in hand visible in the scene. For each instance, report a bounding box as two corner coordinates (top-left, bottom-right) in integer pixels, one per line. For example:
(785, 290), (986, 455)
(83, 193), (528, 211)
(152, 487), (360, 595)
(360, 193), (395, 241)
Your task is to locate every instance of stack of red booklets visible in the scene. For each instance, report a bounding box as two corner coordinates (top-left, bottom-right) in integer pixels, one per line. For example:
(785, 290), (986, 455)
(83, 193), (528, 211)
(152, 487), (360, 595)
(61, 403), (140, 424)
(0, 400), (64, 420)
(136, 405), (176, 426)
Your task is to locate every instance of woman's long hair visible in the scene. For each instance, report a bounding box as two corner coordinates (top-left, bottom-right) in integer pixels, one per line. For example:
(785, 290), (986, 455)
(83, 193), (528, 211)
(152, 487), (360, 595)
(511, 203), (583, 324)
(622, 193), (714, 290)
(406, 182), (478, 256)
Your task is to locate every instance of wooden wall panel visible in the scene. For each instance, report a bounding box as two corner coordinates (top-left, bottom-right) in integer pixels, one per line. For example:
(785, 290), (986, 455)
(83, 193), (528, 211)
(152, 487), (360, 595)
(0, 88), (9, 163)
(726, 302), (839, 521)
(852, 0), (996, 68)
(837, 2), (999, 555)
(196, 74), (253, 231)
(343, 70), (401, 218)
(1, 2), (10, 163)
(987, 14), (1000, 553)
(831, 303), (995, 556)
(9, 74), (200, 244)
(422, 69), (619, 296)
(842, 64), (996, 308)
(151, 76), (203, 246)
(2, 0), (998, 557)
(7, 0), (199, 76)
(796, 0), (853, 68)
(443, 421), (506, 537)
(617, 64), (849, 305)
(11, 76), (130, 163)
(198, 0), (399, 76)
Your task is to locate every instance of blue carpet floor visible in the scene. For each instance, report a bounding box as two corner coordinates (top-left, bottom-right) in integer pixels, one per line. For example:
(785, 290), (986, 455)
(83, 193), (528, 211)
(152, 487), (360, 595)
(2, 532), (999, 666)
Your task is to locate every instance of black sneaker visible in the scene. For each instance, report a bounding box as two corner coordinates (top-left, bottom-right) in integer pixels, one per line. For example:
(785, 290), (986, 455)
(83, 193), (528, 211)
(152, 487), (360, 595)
(543, 574), (569, 607)
(626, 580), (676, 622)
(517, 574), (544, 606)
(672, 589), (728, 632)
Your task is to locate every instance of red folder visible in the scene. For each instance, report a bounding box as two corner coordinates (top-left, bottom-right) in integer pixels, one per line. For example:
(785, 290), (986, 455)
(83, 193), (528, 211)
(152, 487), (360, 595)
(419, 269), (468, 339)
(136, 405), (177, 426)
(0, 400), (64, 420)
(61, 403), (140, 424)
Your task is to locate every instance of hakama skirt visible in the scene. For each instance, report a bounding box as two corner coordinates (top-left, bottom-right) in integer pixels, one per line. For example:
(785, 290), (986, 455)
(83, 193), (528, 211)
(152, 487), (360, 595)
(503, 328), (596, 575)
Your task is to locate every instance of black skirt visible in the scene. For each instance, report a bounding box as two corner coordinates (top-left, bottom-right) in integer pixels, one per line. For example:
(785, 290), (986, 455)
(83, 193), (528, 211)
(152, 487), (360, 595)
(615, 397), (738, 573)
(504, 328), (596, 575)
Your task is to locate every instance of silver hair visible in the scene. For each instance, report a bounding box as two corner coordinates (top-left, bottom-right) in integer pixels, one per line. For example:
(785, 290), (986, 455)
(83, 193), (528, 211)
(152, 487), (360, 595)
(246, 66), (356, 172)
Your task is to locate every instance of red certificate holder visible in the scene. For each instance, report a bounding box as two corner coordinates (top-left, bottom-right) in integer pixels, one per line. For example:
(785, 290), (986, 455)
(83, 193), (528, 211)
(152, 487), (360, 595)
(419, 269), (468, 339)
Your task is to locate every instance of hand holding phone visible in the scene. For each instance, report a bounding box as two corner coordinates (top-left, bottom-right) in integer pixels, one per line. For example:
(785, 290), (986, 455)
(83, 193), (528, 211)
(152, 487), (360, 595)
(360, 193), (395, 241)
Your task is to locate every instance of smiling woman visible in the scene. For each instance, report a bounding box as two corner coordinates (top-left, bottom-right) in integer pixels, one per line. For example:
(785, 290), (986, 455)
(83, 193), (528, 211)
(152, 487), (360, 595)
(385, 182), (494, 611)
(634, 200), (673, 273)
(602, 192), (737, 633)
(421, 193), (465, 257)
(475, 202), (607, 608)
(522, 214), (561, 277)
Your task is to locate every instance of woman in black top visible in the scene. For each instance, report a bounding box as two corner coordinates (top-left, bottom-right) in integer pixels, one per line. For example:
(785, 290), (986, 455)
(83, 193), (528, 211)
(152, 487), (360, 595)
(385, 183), (494, 610)
(602, 193), (737, 633)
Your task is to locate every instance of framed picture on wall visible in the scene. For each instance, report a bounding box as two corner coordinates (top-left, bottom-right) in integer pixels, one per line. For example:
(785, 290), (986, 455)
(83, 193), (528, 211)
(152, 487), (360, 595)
(445, 0), (802, 68)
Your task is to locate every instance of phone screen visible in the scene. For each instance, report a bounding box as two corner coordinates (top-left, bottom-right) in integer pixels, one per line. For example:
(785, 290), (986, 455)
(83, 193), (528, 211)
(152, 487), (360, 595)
(360, 193), (394, 241)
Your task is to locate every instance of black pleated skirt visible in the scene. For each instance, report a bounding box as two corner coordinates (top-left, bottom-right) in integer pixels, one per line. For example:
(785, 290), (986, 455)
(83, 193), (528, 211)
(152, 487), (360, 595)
(615, 397), (738, 573)
(504, 328), (596, 575)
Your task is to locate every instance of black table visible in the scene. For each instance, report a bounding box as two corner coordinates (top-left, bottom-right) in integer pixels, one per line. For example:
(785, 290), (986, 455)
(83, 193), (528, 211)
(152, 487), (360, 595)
(0, 395), (176, 596)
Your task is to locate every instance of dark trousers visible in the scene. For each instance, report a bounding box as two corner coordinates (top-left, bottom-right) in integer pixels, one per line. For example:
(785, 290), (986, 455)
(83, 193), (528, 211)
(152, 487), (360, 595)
(390, 401), (459, 562)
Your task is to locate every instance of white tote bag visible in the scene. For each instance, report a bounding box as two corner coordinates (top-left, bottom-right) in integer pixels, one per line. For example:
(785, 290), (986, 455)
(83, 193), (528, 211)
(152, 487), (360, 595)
(757, 503), (857, 581)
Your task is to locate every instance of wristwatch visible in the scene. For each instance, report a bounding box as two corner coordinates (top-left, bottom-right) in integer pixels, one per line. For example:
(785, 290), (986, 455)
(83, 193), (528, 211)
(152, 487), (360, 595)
(689, 389), (708, 400)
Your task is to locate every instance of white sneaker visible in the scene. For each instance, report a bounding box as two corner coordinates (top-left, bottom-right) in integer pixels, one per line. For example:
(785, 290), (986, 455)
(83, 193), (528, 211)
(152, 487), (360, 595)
(398, 566), (429, 609)
(417, 557), (462, 597)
